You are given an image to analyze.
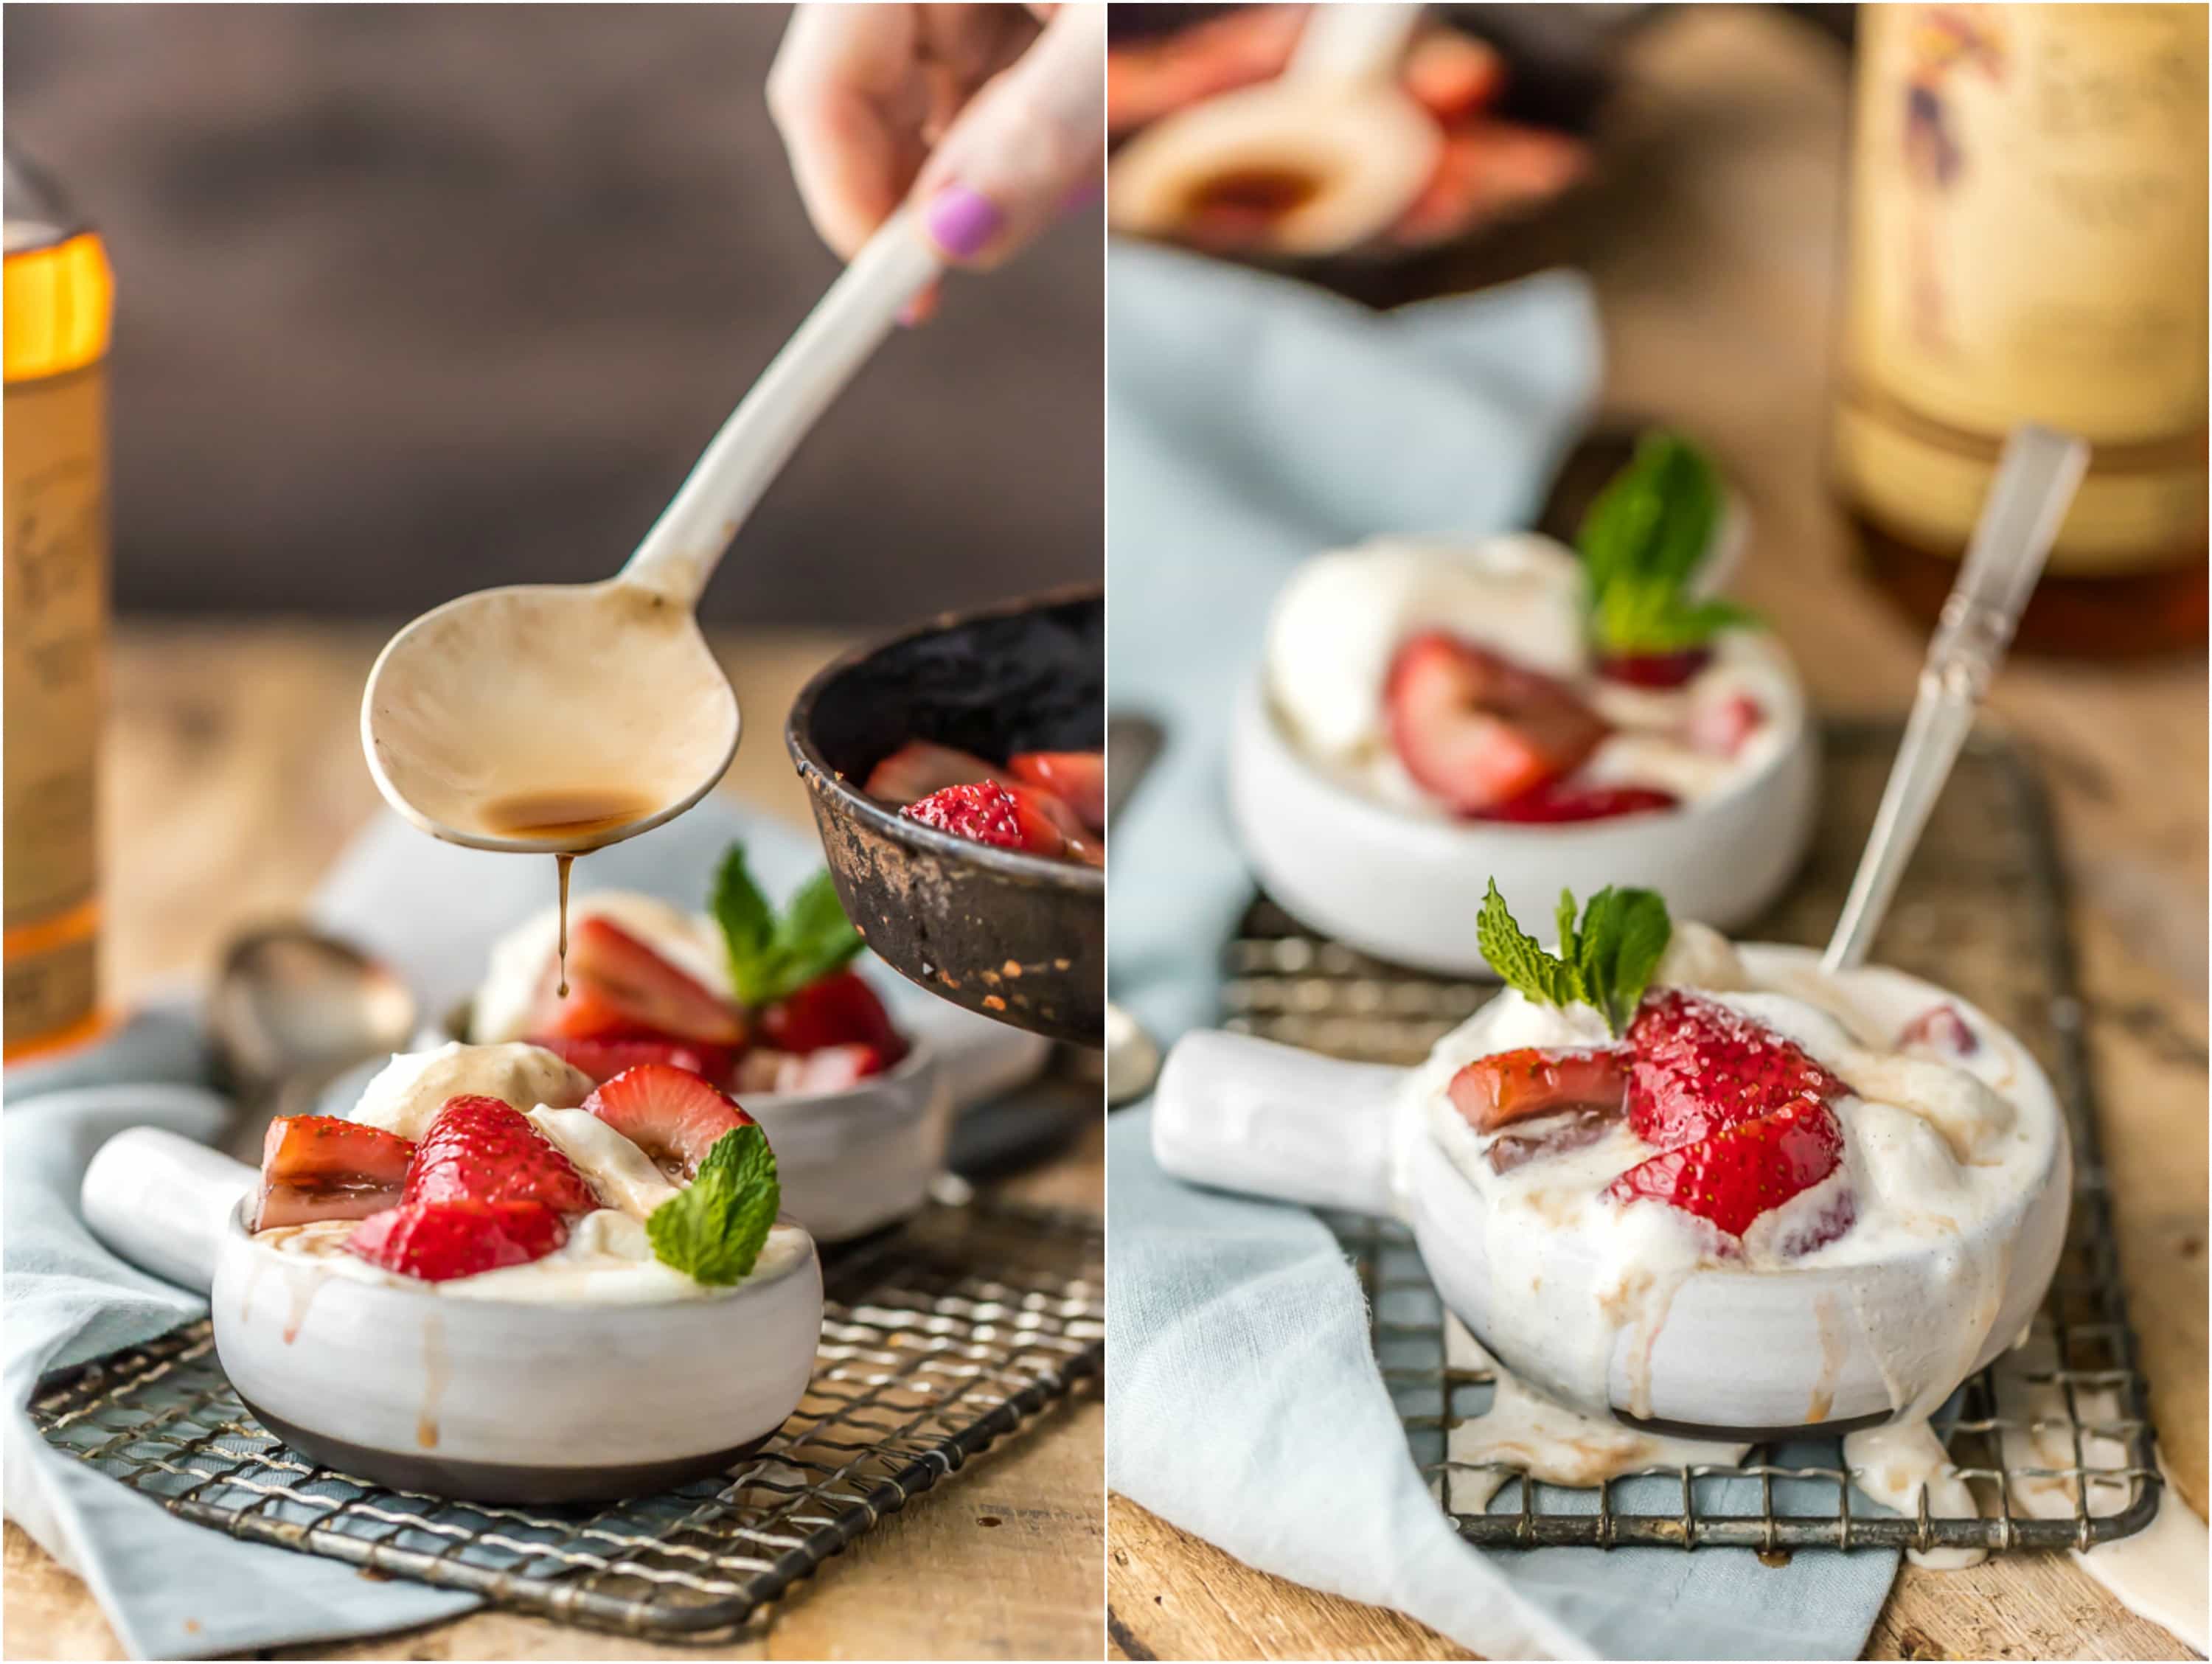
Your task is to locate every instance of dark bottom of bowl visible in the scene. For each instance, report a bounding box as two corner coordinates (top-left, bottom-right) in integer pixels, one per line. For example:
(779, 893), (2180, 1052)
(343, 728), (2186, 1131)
(242, 1396), (776, 1505)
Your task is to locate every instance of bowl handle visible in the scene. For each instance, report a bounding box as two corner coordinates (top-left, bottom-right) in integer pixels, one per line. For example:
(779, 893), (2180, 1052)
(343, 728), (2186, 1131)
(82, 1127), (254, 1296)
(1151, 1029), (1404, 1216)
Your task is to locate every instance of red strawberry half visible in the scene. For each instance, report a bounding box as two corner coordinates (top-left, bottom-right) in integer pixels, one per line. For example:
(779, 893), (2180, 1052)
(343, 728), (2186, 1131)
(348, 1198), (568, 1283)
(1627, 989), (1846, 1150)
(1686, 693), (1765, 758)
(1607, 1097), (1845, 1242)
(583, 1063), (757, 1181)
(759, 967), (906, 1062)
(863, 740), (1009, 806)
(902, 780), (1069, 859)
(1481, 783), (1678, 824)
(526, 1034), (737, 1090)
(1008, 751), (1107, 834)
(255, 1115), (416, 1230)
(406, 1094), (602, 1216)
(530, 916), (745, 1046)
(1447, 1047), (1628, 1134)
(1896, 1003), (1980, 1058)
(1384, 632), (1608, 815)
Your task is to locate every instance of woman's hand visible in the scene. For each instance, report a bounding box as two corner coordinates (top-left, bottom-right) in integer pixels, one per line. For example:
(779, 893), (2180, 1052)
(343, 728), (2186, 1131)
(768, 3), (1103, 286)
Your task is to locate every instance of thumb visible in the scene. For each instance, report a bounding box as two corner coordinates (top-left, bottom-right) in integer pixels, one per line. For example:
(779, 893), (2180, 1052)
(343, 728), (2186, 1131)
(911, 3), (1104, 268)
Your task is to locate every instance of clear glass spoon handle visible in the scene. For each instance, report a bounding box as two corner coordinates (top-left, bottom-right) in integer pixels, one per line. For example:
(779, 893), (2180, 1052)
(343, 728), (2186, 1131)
(1822, 424), (2089, 972)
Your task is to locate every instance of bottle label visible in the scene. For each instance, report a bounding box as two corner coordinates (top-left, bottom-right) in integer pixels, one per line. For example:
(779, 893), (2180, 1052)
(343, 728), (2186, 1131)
(4, 362), (106, 1055)
(1835, 3), (2208, 573)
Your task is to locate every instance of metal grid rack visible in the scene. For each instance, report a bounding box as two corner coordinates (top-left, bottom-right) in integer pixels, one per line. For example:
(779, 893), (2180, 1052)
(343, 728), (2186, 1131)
(1222, 721), (2161, 1556)
(32, 1195), (1103, 1638)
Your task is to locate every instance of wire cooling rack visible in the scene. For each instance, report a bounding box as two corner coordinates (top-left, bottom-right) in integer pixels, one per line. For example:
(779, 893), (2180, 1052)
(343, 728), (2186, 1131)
(31, 1195), (1103, 1638)
(1222, 720), (2161, 1555)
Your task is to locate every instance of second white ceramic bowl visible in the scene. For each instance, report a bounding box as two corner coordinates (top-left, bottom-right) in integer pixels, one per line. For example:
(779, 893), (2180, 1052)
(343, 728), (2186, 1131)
(1228, 679), (1820, 975)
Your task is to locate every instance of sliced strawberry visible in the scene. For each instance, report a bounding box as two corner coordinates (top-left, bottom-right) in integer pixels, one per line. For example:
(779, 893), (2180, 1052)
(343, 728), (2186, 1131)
(1597, 648), (1712, 689)
(759, 968), (907, 1061)
(902, 779), (1069, 858)
(405, 1094), (602, 1215)
(1607, 1097), (1845, 1241)
(525, 1033), (737, 1090)
(1447, 1047), (1628, 1135)
(863, 740), (1008, 807)
(1627, 989), (1846, 1150)
(1482, 783), (1679, 824)
(583, 1063), (757, 1181)
(254, 1115), (416, 1230)
(1007, 751), (1107, 834)
(1384, 632), (1608, 815)
(1897, 1003), (1980, 1058)
(774, 1043), (887, 1094)
(531, 916), (745, 1046)
(347, 1198), (567, 1282)
(1686, 693), (1765, 758)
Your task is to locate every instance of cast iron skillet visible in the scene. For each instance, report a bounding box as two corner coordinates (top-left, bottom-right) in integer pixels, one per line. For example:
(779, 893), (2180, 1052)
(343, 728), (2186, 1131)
(787, 588), (1103, 1047)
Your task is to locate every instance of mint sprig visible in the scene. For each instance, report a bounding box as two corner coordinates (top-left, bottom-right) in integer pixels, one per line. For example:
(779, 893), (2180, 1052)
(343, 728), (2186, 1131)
(646, 1126), (780, 1284)
(709, 842), (864, 1008)
(1478, 880), (1672, 1037)
(1577, 430), (1753, 655)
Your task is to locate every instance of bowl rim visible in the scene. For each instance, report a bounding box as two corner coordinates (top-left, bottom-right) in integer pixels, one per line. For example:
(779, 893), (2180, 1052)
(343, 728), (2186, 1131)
(1237, 662), (1814, 850)
(785, 585), (1107, 898)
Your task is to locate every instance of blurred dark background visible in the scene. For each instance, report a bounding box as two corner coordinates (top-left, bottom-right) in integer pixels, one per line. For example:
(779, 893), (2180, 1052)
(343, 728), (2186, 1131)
(4, 2), (1103, 624)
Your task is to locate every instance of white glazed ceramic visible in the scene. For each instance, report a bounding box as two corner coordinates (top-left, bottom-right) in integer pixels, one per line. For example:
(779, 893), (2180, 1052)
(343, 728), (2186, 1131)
(1152, 947), (2071, 1438)
(745, 1040), (953, 1242)
(1228, 678), (1820, 975)
(83, 1128), (823, 1503)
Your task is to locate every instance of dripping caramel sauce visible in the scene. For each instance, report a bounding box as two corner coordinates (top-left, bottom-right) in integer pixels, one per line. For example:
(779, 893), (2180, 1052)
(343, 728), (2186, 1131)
(476, 787), (660, 998)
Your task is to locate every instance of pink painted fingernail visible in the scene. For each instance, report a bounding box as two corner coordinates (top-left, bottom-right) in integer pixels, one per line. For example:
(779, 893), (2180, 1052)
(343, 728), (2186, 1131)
(923, 183), (1004, 260)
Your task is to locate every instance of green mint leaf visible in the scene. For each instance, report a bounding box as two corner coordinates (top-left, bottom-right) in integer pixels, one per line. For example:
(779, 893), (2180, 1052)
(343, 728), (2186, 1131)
(1554, 888), (1582, 967)
(709, 843), (867, 1007)
(1477, 880), (1586, 1014)
(1571, 885), (1672, 1035)
(646, 1126), (780, 1285)
(1578, 431), (1740, 655)
(766, 871), (865, 995)
(709, 844), (779, 1006)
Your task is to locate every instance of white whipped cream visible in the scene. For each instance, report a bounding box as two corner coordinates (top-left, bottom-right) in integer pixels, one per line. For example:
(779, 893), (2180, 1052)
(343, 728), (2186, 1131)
(1262, 534), (1803, 814)
(470, 891), (732, 1045)
(1410, 925), (2059, 1426)
(352, 1040), (594, 1141)
(257, 1040), (799, 1303)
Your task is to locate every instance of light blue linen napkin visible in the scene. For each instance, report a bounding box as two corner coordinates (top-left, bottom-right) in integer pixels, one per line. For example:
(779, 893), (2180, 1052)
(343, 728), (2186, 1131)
(4, 798), (1043, 1657)
(1103, 240), (1897, 1660)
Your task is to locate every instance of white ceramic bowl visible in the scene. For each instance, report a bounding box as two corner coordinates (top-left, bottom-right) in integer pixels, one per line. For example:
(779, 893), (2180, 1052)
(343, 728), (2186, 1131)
(83, 1128), (823, 1503)
(1228, 678), (1820, 975)
(1152, 950), (2070, 1438)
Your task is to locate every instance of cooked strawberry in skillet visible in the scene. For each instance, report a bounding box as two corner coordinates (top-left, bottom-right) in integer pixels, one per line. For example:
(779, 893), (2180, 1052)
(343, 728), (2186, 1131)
(254, 1115), (416, 1229)
(868, 739), (1105, 866)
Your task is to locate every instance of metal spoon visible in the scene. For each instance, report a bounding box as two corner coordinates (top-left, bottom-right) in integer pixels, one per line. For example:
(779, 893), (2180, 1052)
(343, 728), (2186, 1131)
(207, 924), (417, 1161)
(361, 209), (943, 855)
(1823, 425), (2089, 971)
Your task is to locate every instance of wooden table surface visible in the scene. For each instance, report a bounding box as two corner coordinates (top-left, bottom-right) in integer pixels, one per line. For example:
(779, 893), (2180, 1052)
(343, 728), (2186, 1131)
(1107, 8), (2208, 1662)
(3, 627), (1105, 1663)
